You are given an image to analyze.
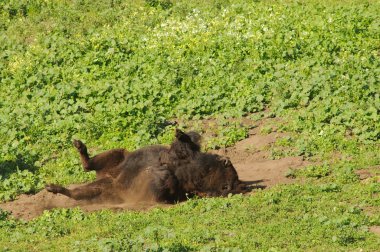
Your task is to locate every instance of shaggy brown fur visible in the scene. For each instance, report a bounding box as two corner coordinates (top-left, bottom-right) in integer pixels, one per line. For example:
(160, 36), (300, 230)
(46, 129), (246, 203)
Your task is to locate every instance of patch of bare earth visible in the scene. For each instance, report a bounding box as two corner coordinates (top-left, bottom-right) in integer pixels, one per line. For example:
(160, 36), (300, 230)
(211, 120), (310, 189)
(369, 226), (380, 237)
(355, 166), (380, 184)
(0, 171), (172, 221)
(0, 117), (310, 220)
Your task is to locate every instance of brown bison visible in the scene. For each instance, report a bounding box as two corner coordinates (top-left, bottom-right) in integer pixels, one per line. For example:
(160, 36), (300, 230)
(46, 129), (246, 203)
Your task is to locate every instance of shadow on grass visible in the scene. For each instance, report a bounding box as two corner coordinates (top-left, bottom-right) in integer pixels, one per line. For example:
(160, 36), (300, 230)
(242, 179), (267, 190)
(0, 154), (39, 179)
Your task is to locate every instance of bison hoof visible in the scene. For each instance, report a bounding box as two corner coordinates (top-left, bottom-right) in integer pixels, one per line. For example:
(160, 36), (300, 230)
(45, 184), (65, 194)
(73, 139), (87, 152)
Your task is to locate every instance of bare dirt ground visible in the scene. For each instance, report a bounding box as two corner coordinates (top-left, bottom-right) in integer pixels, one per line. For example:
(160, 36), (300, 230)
(0, 118), (311, 220)
(369, 226), (380, 237)
(212, 123), (309, 188)
(0, 172), (170, 220)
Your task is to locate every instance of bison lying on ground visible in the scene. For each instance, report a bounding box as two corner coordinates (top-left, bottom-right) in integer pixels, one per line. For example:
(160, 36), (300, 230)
(46, 129), (246, 203)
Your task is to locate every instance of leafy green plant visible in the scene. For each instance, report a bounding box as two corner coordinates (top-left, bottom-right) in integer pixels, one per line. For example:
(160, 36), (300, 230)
(290, 164), (331, 179)
(205, 122), (248, 150)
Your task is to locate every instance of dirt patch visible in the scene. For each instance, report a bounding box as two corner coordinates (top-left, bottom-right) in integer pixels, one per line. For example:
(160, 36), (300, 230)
(0, 188), (165, 220)
(212, 126), (309, 189)
(355, 169), (374, 180)
(369, 226), (380, 237)
(355, 168), (380, 184)
(364, 206), (380, 217)
(0, 118), (310, 220)
(0, 180), (167, 221)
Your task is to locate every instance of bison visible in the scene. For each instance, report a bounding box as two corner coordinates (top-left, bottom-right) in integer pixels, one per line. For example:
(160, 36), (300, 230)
(46, 129), (246, 203)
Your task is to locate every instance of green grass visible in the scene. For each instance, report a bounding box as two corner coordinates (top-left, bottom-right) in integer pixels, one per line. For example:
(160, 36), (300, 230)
(0, 0), (379, 250)
(1, 180), (379, 251)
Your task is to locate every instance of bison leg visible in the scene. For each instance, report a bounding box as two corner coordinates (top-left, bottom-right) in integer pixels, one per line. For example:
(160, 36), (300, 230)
(45, 177), (113, 200)
(73, 139), (127, 179)
(73, 139), (92, 171)
(46, 184), (102, 200)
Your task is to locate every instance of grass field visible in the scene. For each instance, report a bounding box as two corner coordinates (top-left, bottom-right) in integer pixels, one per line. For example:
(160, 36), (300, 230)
(0, 0), (379, 251)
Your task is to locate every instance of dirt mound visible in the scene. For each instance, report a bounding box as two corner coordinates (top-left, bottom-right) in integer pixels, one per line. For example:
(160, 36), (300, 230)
(0, 122), (310, 220)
